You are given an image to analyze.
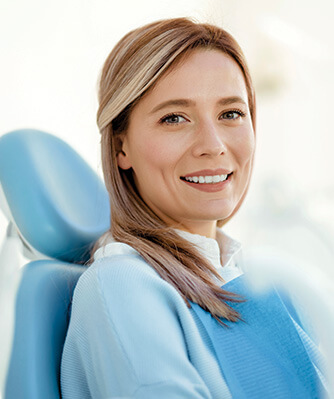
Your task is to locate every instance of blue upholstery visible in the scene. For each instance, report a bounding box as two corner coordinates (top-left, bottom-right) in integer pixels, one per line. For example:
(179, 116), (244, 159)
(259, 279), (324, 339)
(0, 129), (110, 263)
(0, 129), (110, 398)
(5, 260), (85, 399)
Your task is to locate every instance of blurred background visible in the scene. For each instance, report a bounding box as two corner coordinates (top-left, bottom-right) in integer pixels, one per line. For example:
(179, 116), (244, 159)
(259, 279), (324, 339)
(0, 0), (334, 396)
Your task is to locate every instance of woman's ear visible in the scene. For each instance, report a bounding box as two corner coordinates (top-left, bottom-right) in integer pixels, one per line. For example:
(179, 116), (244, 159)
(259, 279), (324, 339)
(116, 135), (132, 170)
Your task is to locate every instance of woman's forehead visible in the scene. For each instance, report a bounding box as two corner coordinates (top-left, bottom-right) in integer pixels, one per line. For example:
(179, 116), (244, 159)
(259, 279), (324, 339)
(135, 49), (249, 113)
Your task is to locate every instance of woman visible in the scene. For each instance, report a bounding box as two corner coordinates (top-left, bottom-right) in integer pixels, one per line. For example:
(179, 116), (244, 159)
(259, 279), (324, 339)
(61, 18), (325, 398)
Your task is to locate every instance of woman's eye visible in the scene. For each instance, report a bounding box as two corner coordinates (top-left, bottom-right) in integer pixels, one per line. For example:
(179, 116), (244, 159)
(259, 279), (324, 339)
(221, 110), (245, 120)
(159, 114), (186, 125)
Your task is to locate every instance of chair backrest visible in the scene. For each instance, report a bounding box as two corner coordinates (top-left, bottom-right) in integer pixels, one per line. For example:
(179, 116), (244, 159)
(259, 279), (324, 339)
(0, 129), (110, 398)
(5, 260), (84, 398)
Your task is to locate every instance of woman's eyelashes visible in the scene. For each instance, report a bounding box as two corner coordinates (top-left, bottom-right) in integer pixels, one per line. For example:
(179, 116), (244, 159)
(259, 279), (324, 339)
(158, 109), (246, 126)
(159, 113), (187, 125)
(220, 109), (246, 120)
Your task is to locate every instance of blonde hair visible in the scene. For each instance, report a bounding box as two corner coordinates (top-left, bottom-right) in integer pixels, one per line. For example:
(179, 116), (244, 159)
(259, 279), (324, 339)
(94, 17), (256, 324)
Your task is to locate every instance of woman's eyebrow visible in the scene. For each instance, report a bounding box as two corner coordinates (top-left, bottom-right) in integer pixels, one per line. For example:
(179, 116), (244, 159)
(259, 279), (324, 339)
(150, 96), (247, 114)
(217, 96), (247, 106)
(150, 99), (195, 114)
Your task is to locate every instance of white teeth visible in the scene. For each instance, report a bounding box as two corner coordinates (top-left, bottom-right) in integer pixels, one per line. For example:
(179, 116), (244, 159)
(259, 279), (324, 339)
(184, 174), (229, 184)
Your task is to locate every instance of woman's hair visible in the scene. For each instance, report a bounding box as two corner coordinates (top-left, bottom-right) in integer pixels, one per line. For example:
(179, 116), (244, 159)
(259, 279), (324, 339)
(93, 17), (256, 324)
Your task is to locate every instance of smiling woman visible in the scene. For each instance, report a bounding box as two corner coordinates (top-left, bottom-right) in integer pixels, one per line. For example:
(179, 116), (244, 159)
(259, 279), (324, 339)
(60, 17), (325, 399)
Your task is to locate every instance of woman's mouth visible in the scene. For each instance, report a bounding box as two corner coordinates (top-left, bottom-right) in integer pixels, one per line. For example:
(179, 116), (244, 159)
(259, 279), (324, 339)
(180, 172), (233, 184)
(181, 173), (231, 184)
(180, 172), (233, 192)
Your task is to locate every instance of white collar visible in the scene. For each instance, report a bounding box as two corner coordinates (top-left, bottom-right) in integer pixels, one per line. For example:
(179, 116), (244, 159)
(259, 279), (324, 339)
(175, 229), (241, 267)
(94, 228), (242, 284)
(174, 229), (243, 284)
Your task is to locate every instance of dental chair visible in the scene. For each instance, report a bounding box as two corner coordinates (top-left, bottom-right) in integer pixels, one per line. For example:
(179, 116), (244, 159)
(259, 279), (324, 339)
(0, 129), (110, 398)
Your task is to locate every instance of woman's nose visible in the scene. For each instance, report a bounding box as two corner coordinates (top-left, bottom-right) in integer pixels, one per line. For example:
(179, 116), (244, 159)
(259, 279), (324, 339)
(192, 122), (227, 157)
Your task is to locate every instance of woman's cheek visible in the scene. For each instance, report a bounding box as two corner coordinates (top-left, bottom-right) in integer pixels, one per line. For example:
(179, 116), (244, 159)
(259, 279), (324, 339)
(142, 136), (183, 165)
(236, 127), (255, 162)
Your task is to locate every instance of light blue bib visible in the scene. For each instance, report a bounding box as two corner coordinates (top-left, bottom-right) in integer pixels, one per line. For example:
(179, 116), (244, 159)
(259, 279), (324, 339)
(191, 275), (324, 399)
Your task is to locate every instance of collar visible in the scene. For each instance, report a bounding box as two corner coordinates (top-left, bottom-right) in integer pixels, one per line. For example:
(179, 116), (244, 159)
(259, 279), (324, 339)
(175, 228), (243, 283)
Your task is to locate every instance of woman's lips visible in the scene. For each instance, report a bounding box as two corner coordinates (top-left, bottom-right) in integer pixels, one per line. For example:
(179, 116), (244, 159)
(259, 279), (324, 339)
(180, 171), (233, 192)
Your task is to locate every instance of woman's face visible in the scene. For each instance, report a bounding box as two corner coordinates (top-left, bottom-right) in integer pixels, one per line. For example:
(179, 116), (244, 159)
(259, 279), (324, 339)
(117, 49), (255, 238)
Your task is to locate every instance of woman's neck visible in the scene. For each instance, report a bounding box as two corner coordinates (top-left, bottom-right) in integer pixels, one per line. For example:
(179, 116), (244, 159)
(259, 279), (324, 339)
(173, 221), (218, 240)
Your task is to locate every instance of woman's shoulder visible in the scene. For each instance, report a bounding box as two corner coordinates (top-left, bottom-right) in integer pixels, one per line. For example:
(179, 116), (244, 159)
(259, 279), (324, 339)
(79, 243), (163, 286)
(73, 243), (185, 316)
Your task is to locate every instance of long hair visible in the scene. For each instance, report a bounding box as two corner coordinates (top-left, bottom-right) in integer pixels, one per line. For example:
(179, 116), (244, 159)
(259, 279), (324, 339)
(93, 17), (256, 323)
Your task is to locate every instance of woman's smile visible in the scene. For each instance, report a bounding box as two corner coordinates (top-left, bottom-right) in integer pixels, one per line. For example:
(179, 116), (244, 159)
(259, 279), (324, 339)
(180, 169), (233, 192)
(117, 49), (255, 237)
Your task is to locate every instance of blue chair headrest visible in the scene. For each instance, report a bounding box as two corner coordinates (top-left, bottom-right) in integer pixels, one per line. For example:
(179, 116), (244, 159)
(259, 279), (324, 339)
(0, 129), (110, 263)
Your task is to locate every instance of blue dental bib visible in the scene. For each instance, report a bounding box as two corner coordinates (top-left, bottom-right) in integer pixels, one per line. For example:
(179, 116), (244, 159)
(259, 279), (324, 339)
(191, 275), (323, 399)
